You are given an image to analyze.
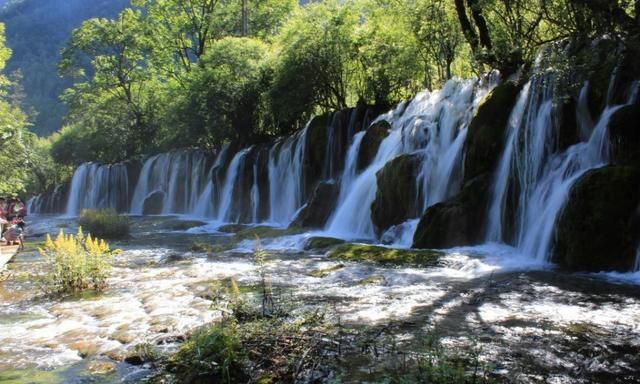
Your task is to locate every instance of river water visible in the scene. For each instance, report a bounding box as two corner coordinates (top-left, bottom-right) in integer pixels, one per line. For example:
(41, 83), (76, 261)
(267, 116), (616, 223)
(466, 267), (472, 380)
(1, 215), (639, 383)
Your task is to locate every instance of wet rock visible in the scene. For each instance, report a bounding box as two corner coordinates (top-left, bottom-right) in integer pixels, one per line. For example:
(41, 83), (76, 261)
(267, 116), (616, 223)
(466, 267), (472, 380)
(608, 104), (640, 167)
(586, 39), (620, 117)
(160, 219), (207, 231)
(124, 355), (145, 365)
(464, 81), (521, 183)
(303, 236), (345, 250)
(303, 113), (331, 196)
(371, 154), (422, 236)
(87, 360), (117, 374)
(307, 263), (345, 278)
(357, 120), (391, 171)
(142, 191), (165, 215)
(290, 181), (339, 229)
(233, 225), (304, 241)
(553, 166), (640, 272)
(412, 175), (491, 249)
(556, 97), (580, 151)
(327, 243), (442, 266)
(218, 223), (251, 233)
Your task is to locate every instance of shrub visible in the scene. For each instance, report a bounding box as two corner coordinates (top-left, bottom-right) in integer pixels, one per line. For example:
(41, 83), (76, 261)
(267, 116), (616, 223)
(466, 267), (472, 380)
(78, 209), (130, 240)
(39, 228), (119, 294)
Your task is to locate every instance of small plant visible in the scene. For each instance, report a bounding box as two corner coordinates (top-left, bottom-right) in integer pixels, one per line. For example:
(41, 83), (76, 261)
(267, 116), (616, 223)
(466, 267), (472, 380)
(78, 209), (130, 240)
(254, 238), (275, 317)
(39, 228), (119, 294)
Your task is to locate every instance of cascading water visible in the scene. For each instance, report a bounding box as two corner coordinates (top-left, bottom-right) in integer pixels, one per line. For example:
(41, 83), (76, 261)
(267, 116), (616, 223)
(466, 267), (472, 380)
(268, 127), (307, 225)
(130, 151), (209, 215)
(325, 77), (496, 239)
(250, 161), (260, 223)
(218, 148), (251, 222)
(65, 163), (129, 216)
(191, 144), (230, 217)
(486, 75), (638, 261)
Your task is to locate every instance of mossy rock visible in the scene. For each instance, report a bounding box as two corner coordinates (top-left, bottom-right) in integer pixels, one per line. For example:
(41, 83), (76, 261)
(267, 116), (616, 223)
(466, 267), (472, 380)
(371, 154), (422, 236)
(555, 97), (580, 151)
(412, 175), (491, 249)
(552, 166), (640, 272)
(290, 181), (339, 229)
(327, 243), (442, 267)
(357, 275), (385, 285)
(357, 120), (391, 171)
(303, 236), (345, 250)
(307, 263), (345, 278)
(233, 225), (304, 241)
(586, 39), (619, 117)
(608, 104), (640, 167)
(161, 219), (207, 231)
(464, 81), (521, 183)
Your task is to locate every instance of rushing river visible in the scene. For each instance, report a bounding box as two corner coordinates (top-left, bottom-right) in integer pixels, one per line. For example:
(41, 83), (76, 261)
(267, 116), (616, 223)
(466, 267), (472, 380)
(1, 215), (640, 383)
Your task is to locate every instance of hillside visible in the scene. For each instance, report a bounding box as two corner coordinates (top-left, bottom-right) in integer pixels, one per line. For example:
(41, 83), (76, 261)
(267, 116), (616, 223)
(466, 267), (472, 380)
(0, 0), (129, 135)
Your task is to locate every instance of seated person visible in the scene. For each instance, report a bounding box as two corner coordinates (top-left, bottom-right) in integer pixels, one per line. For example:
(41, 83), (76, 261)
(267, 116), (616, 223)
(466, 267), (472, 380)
(4, 220), (25, 249)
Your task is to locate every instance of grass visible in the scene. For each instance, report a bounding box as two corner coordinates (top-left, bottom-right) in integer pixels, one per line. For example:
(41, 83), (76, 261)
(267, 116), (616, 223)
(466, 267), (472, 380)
(78, 209), (130, 240)
(327, 243), (442, 266)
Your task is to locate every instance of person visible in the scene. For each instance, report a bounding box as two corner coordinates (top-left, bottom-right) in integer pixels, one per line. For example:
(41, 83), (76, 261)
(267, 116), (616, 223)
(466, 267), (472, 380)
(14, 198), (26, 219)
(0, 197), (7, 241)
(4, 219), (25, 250)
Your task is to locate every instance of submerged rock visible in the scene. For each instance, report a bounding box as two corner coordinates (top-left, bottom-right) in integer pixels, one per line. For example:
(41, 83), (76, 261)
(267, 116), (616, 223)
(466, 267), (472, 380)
(371, 154), (421, 237)
(357, 120), (391, 171)
(142, 191), (165, 215)
(412, 175), (491, 249)
(303, 236), (345, 250)
(463, 81), (520, 183)
(161, 219), (207, 231)
(290, 181), (339, 229)
(327, 243), (442, 266)
(553, 166), (640, 272)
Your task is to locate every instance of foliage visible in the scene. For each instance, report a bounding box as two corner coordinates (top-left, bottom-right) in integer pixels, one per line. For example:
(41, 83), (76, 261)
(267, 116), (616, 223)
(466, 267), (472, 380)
(39, 228), (119, 294)
(78, 209), (130, 240)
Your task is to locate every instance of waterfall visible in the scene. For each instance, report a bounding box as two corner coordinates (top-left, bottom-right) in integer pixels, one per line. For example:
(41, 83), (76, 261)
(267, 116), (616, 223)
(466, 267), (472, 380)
(218, 148), (251, 222)
(325, 77), (495, 239)
(191, 144), (231, 217)
(267, 127), (308, 225)
(250, 161), (260, 223)
(65, 163), (129, 216)
(487, 75), (637, 261)
(130, 151), (209, 215)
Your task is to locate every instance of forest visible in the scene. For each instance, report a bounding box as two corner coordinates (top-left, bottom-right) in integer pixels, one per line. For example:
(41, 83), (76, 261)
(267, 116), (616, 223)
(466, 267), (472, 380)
(0, 0), (638, 196)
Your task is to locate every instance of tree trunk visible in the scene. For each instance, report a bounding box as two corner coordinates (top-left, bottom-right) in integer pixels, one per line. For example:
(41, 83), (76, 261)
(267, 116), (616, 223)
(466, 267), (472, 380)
(466, 0), (492, 50)
(454, 0), (478, 52)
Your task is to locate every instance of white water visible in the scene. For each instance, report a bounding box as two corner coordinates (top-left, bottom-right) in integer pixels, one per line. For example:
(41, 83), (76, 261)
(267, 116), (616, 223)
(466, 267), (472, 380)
(325, 77), (496, 240)
(218, 148), (251, 222)
(487, 76), (638, 262)
(268, 127), (307, 225)
(191, 144), (230, 217)
(65, 163), (129, 216)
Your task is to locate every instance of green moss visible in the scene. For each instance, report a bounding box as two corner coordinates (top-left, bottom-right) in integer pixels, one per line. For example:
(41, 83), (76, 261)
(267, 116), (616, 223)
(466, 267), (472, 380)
(327, 243), (442, 266)
(218, 224), (251, 233)
(233, 226), (304, 241)
(307, 263), (345, 278)
(303, 236), (345, 250)
(190, 242), (214, 253)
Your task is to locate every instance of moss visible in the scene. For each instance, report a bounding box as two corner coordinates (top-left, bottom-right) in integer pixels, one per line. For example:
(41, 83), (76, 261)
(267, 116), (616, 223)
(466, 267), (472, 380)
(218, 224), (251, 233)
(303, 236), (345, 250)
(464, 81), (521, 183)
(233, 225), (304, 241)
(307, 263), (345, 278)
(357, 120), (391, 171)
(371, 154), (422, 236)
(553, 166), (640, 272)
(190, 242), (214, 253)
(327, 243), (442, 267)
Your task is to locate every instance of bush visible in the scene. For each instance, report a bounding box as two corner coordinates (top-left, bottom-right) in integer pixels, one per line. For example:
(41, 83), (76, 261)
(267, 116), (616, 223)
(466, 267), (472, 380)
(78, 209), (130, 239)
(39, 228), (119, 294)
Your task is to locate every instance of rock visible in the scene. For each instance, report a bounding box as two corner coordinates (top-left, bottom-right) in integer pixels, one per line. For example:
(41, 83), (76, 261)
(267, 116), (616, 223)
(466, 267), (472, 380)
(552, 166), (640, 272)
(303, 236), (345, 250)
(555, 97), (580, 151)
(303, 113), (331, 197)
(307, 263), (345, 278)
(87, 360), (117, 375)
(124, 355), (145, 365)
(412, 175), (491, 249)
(327, 243), (442, 266)
(142, 191), (165, 215)
(464, 81), (521, 183)
(586, 39), (620, 117)
(357, 120), (391, 171)
(233, 225), (304, 241)
(218, 224), (251, 233)
(161, 219), (207, 231)
(371, 154), (422, 236)
(608, 105), (640, 167)
(290, 181), (339, 229)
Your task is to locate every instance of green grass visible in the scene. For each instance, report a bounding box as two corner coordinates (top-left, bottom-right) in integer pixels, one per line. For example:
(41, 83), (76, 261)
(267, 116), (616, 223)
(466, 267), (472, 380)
(327, 244), (442, 266)
(78, 209), (130, 240)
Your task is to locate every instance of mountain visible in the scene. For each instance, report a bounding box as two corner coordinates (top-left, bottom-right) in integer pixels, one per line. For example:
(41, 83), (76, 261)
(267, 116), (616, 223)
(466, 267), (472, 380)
(0, 0), (129, 135)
